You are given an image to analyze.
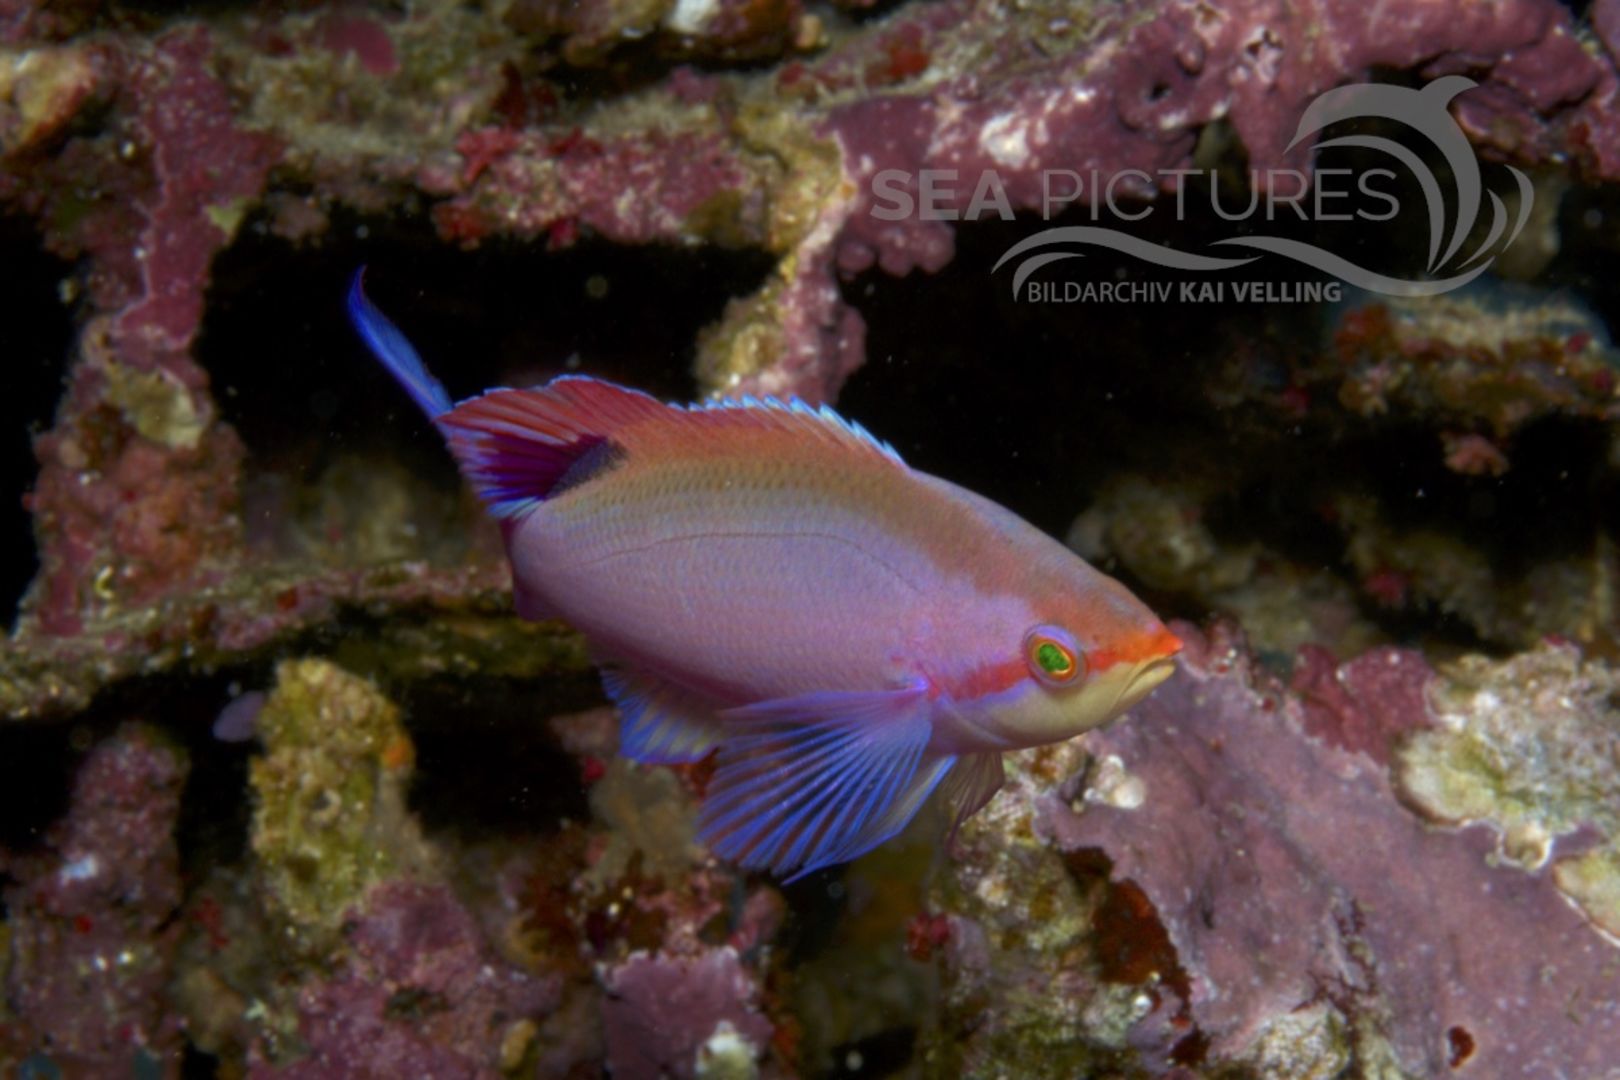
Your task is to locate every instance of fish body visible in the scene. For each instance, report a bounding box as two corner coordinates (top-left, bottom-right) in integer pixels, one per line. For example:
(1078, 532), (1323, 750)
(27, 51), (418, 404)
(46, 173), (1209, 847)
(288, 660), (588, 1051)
(349, 274), (1181, 879)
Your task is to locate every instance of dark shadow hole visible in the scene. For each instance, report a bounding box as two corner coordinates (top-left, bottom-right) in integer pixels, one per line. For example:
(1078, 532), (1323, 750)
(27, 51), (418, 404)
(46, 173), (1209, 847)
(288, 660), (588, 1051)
(403, 675), (601, 838)
(170, 672), (260, 877)
(776, 865), (852, 964)
(0, 723), (76, 855)
(0, 214), (75, 628)
(200, 209), (775, 565)
(820, 1025), (916, 1078)
(838, 181), (1618, 649)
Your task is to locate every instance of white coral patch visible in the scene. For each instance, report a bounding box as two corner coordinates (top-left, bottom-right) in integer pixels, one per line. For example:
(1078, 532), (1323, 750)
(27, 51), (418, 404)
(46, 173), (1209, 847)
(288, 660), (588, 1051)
(695, 1021), (759, 1080)
(978, 113), (1031, 169)
(666, 0), (720, 35)
(59, 852), (100, 883)
(1083, 754), (1146, 810)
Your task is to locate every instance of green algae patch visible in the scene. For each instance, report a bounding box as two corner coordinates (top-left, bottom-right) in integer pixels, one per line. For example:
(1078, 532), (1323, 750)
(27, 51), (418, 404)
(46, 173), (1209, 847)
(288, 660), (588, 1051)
(100, 359), (207, 451)
(923, 740), (1132, 1078)
(250, 657), (436, 957)
(583, 759), (702, 891)
(1397, 642), (1620, 936)
(1553, 849), (1620, 940)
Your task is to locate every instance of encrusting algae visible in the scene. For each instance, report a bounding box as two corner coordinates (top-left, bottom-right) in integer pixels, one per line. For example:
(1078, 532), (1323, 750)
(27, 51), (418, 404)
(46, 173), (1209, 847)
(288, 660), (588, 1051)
(250, 657), (436, 956)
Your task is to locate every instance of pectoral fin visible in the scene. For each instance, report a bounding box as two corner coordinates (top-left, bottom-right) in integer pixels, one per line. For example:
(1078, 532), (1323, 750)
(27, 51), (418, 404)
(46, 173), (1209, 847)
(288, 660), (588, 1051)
(937, 751), (1004, 839)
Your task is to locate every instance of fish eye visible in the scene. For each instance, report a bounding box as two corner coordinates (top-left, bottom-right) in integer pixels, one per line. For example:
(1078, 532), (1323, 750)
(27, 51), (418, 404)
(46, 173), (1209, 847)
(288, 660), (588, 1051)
(1024, 625), (1085, 687)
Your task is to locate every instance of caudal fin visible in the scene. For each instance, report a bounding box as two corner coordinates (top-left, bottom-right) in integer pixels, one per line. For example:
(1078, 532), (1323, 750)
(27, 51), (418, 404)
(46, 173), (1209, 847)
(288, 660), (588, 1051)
(348, 270), (667, 521)
(346, 269), (453, 419)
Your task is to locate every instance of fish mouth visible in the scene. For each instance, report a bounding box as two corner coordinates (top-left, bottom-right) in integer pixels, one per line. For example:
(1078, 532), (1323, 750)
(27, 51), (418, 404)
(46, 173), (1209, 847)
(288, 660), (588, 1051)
(1113, 655), (1179, 714)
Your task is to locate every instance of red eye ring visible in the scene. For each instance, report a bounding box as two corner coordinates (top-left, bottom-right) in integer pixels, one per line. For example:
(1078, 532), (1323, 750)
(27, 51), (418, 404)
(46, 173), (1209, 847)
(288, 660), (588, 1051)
(1025, 626), (1085, 687)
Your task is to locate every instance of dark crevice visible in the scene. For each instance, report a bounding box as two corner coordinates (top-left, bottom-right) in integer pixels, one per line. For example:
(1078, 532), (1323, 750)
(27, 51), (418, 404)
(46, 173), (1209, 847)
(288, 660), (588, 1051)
(0, 215), (76, 629)
(777, 865), (852, 964)
(202, 209), (774, 476)
(200, 210), (775, 567)
(838, 171), (1619, 650)
(170, 673), (257, 878)
(403, 675), (599, 837)
(819, 1025), (917, 1078)
(0, 723), (77, 854)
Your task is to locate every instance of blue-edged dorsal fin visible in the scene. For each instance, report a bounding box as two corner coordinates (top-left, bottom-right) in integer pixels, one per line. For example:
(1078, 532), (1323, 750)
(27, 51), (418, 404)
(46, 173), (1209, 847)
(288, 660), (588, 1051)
(700, 683), (951, 881)
(603, 667), (725, 765)
(937, 752), (1004, 840)
(692, 394), (905, 467)
(349, 269), (903, 521)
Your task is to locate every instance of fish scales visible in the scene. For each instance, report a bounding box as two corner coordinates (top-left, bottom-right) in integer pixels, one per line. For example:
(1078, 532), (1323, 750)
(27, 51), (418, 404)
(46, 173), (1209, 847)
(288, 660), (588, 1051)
(536, 439), (990, 703)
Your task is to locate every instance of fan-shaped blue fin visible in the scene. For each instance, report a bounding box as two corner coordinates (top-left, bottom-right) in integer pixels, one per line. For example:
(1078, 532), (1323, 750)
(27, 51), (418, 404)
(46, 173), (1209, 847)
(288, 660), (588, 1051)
(700, 684), (946, 880)
(603, 668), (724, 764)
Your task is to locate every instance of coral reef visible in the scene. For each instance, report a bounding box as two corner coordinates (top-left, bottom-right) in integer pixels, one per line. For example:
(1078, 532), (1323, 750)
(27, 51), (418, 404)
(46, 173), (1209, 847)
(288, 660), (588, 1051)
(1068, 475), (1383, 659)
(1330, 286), (1620, 437)
(602, 949), (774, 1079)
(253, 879), (561, 1077)
(0, 724), (188, 1073)
(4, 0), (1620, 1072)
(0, 0), (1614, 702)
(927, 621), (1620, 1074)
(0, 659), (791, 1077)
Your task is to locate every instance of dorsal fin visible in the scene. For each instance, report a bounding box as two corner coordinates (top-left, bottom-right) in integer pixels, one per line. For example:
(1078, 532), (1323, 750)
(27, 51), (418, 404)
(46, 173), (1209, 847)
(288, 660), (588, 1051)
(437, 378), (906, 520)
(681, 395), (905, 466)
(351, 273), (905, 522)
(437, 378), (664, 519)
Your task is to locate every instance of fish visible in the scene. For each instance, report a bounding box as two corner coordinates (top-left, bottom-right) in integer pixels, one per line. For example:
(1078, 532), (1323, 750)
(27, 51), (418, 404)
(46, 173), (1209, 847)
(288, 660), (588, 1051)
(348, 271), (1182, 880)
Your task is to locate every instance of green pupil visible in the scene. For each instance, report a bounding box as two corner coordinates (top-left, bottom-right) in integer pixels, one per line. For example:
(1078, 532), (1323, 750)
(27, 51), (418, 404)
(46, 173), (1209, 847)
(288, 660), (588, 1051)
(1036, 642), (1070, 674)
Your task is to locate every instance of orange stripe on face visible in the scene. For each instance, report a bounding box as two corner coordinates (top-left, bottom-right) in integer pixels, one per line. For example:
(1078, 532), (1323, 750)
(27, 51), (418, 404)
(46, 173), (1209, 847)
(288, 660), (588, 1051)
(945, 657), (1029, 701)
(1087, 625), (1183, 673)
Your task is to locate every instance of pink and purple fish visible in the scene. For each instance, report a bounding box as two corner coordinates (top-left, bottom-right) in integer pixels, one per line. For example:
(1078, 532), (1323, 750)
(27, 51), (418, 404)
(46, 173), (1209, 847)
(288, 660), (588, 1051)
(349, 273), (1181, 879)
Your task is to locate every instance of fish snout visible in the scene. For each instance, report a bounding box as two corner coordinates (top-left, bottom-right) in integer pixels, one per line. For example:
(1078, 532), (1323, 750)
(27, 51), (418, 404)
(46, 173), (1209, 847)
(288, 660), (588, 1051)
(1144, 624), (1183, 660)
(1113, 652), (1179, 714)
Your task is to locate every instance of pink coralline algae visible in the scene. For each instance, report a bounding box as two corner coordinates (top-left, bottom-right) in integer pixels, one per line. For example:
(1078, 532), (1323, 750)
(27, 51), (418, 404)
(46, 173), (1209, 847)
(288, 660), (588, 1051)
(18, 25), (277, 635)
(433, 0), (1620, 401)
(312, 14), (399, 78)
(1288, 642), (1436, 764)
(103, 28), (280, 364)
(602, 947), (776, 1080)
(0, 724), (188, 1073)
(1038, 623), (1620, 1075)
(253, 881), (559, 1078)
(437, 126), (767, 250)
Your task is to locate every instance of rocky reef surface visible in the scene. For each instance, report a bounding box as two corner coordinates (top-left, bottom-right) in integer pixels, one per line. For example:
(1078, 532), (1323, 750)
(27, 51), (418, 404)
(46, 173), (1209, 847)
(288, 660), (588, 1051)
(4, 0), (1620, 1074)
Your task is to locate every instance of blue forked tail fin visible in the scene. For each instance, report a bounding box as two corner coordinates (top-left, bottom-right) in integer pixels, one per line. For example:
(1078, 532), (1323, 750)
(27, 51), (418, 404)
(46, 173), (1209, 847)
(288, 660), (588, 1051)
(347, 268), (454, 419)
(347, 269), (664, 521)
